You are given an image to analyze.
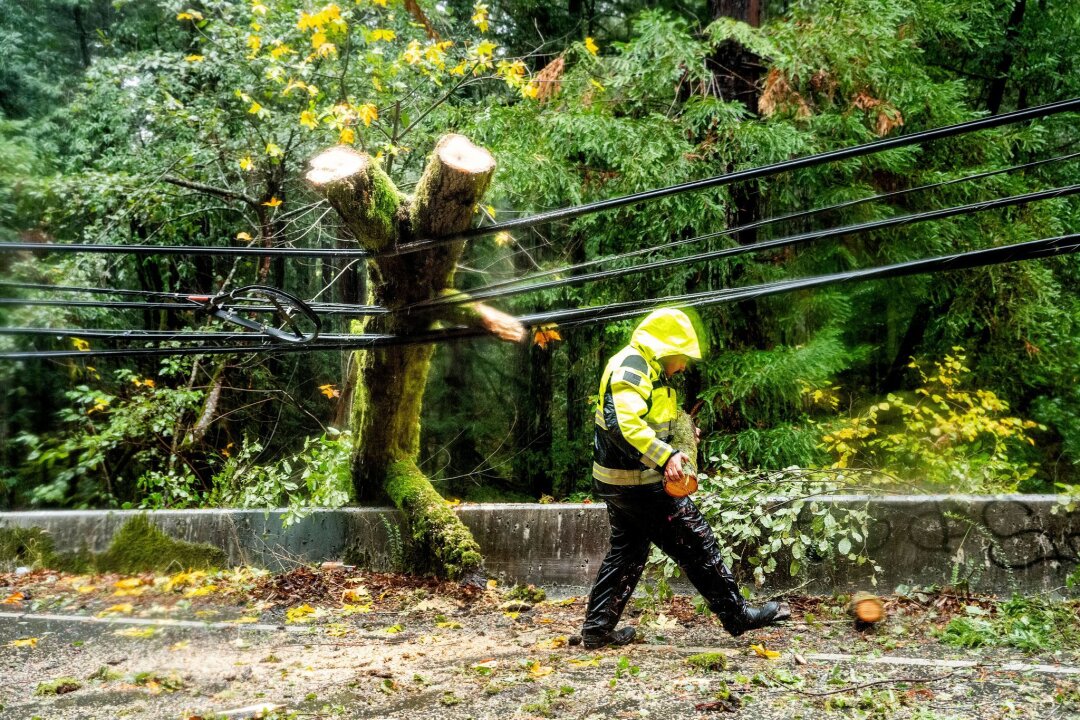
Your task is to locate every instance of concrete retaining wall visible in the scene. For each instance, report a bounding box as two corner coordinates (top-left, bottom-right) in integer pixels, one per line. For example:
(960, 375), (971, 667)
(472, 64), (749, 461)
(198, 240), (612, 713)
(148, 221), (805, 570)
(2, 495), (1077, 595)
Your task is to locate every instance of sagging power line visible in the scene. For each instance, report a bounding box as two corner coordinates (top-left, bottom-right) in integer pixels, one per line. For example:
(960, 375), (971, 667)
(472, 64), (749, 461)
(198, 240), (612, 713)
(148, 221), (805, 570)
(1, 97), (1077, 262)
(6, 178), (1078, 321)
(3, 232), (1076, 360)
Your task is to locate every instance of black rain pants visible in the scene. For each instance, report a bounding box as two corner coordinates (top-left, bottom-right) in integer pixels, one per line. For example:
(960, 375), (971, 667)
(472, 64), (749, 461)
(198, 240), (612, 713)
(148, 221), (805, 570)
(582, 480), (748, 637)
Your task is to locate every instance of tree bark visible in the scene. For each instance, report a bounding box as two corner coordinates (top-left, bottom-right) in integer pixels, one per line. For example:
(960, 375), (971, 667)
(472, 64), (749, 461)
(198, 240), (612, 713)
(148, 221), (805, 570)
(986, 0), (1027, 115)
(307, 135), (521, 580)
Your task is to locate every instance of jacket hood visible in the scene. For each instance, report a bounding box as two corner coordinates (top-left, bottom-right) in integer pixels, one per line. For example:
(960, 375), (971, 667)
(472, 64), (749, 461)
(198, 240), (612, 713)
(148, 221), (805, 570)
(630, 308), (702, 362)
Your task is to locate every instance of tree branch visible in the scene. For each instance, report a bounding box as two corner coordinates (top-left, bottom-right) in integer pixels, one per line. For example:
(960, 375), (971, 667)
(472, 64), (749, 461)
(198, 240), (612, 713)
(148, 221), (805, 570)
(163, 175), (259, 207)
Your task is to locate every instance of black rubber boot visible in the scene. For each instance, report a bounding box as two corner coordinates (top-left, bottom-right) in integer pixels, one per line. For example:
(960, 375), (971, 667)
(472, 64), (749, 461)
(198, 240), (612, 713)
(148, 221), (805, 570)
(724, 601), (791, 637)
(582, 626), (636, 649)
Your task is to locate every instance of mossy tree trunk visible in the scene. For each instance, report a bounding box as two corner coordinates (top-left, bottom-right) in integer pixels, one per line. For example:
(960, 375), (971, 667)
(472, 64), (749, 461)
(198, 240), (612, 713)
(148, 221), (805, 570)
(307, 135), (523, 581)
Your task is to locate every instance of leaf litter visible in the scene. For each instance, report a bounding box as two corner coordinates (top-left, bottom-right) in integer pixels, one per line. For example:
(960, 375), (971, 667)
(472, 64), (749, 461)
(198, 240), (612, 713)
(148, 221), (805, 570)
(1, 566), (1077, 719)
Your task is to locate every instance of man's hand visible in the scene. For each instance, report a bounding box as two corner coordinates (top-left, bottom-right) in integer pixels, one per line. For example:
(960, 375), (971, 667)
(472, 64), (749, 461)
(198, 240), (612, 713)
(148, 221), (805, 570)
(664, 452), (691, 483)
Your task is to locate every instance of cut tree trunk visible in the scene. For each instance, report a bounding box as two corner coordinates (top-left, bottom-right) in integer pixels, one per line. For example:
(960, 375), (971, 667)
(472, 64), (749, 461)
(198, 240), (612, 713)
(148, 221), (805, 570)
(307, 135), (523, 581)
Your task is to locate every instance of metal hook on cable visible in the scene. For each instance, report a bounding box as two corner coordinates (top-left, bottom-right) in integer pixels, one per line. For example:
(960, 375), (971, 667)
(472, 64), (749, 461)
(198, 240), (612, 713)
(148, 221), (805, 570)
(188, 285), (322, 344)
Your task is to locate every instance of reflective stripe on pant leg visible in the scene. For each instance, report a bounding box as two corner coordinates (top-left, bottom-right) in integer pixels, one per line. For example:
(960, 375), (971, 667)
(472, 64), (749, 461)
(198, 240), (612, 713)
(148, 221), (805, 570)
(644, 491), (747, 626)
(582, 490), (651, 637)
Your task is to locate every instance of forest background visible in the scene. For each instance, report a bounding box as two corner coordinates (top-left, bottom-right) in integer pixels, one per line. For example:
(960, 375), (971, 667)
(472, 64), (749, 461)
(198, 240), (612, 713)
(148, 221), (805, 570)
(1, 0), (1078, 526)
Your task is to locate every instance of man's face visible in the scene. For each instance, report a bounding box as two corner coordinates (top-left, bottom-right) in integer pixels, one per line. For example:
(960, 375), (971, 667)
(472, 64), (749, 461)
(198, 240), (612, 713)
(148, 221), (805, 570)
(660, 354), (689, 377)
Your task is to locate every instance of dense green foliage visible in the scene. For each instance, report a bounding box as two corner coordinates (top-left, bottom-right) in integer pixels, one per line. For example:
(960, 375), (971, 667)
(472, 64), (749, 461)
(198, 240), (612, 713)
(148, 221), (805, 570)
(1, 0), (1078, 514)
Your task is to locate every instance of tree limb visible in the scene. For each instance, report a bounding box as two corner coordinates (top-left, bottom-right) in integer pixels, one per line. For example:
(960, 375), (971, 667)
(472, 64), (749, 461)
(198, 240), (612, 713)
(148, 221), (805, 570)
(163, 175), (259, 207)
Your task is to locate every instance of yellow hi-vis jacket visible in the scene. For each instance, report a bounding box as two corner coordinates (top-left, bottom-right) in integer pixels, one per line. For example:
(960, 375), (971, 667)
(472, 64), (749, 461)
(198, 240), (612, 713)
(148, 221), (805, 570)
(593, 308), (702, 485)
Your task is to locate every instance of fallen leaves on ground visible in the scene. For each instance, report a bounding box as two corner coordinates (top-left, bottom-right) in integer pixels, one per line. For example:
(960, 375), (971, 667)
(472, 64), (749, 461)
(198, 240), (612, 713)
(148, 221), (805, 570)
(8, 637), (38, 648)
(750, 643), (782, 660)
(114, 627), (158, 639)
(285, 604), (317, 624)
(98, 603), (135, 617)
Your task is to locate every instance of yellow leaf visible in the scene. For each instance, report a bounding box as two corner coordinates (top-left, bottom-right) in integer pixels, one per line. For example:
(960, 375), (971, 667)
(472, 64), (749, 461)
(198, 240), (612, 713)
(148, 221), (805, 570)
(98, 603), (134, 617)
(114, 578), (143, 590)
(265, 142), (283, 157)
(239, 156), (254, 171)
(113, 587), (146, 597)
(247, 34), (262, 53)
(471, 3), (489, 32)
(750, 643), (781, 660)
(339, 127), (356, 144)
(369, 28), (396, 42)
(385, 624), (404, 634)
(325, 623), (352, 637)
(252, 2), (268, 16)
(177, 10), (204, 21)
(503, 611), (520, 620)
(318, 383), (341, 399)
(533, 325), (562, 349)
(236, 231), (253, 241)
(357, 103), (378, 127)
(270, 43), (295, 59)
(436, 621), (461, 629)
(285, 604), (317, 623)
(300, 110), (319, 129)
(528, 661), (554, 677)
(248, 101), (263, 115)
(72, 337), (90, 352)
(231, 616), (260, 624)
(584, 37), (599, 55)
(568, 655), (600, 668)
(474, 41), (497, 58)
(114, 627), (157, 639)
(341, 602), (373, 615)
(445, 497), (461, 506)
(486, 579), (498, 589)
(184, 584), (218, 597)
(262, 196), (283, 207)
(536, 635), (568, 649)
(184, 54), (205, 63)
(2, 591), (24, 605)
(8, 637), (38, 648)
(341, 587), (369, 603)
(76, 585), (98, 594)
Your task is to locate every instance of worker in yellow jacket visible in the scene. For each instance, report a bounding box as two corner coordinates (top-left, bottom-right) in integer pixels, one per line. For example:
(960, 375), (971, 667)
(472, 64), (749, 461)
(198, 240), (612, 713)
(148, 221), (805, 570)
(581, 308), (789, 649)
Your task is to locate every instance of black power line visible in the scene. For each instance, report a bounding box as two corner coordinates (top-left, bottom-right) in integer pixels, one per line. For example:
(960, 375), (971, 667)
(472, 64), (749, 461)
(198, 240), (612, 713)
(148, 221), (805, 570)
(412, 183), (1080, 308)
(8, 181), (1078, 320)
(4, 232), (1076, 360)
(0, 297), (388, 316)
(389, 97), (1080, 256)
(416, 151), (1080, 307)
(2, 97), (1077, 262)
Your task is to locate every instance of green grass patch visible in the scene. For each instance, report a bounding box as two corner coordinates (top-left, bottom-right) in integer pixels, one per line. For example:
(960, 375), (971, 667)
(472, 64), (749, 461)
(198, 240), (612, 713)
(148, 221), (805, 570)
(938, 595), (1080, 652)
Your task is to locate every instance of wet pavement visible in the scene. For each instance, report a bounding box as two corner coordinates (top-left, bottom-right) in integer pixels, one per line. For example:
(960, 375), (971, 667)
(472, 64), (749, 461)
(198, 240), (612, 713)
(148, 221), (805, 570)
(1, 568), (1078, 719)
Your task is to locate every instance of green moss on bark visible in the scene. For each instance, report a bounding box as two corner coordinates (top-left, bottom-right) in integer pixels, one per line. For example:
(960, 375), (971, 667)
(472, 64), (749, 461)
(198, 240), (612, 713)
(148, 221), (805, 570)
(672, 410), (699, 476)
(385, 459), (483, 579)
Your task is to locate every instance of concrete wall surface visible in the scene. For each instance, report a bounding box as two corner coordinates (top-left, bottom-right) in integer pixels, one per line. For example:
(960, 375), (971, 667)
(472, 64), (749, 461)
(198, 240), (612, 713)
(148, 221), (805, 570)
(1, 495), (1077, 595)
